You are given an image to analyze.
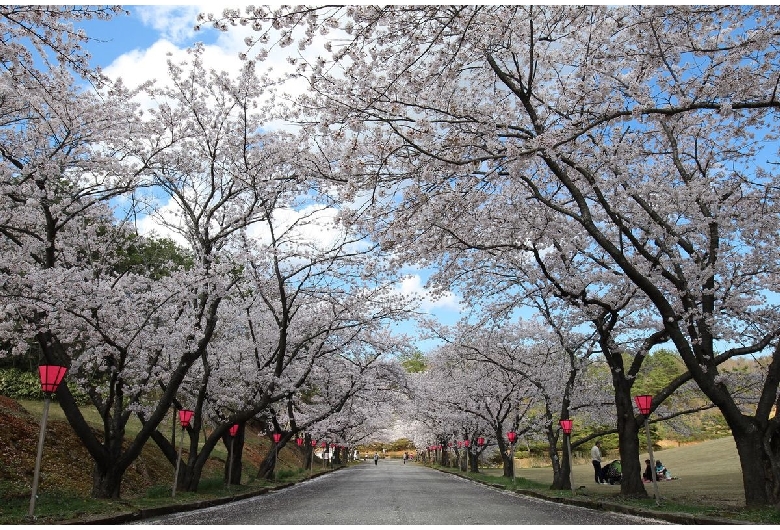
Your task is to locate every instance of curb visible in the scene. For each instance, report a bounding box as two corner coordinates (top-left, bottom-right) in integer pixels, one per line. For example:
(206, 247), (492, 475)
(65, 468), (340, 525)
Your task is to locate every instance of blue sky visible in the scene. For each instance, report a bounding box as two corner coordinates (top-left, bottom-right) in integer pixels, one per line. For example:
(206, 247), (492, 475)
(72, 6), (464, 352)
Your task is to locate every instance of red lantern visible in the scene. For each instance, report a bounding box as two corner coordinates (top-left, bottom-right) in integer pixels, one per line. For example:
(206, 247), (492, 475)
(38, 365), (67, 394)
(320, 441), (326, 447)
(229, 424), (239, 437)
(507, 431), (517, 444)
(178, 409), (193, 428)
(330, 443), (336, 449)
(463, 439), (470, 447)
(311, 439), (317, 447)
(477, 437), (485, 446)
(559, 419), (573, 435)
(297, 437), (304, 446)
(273, 432), (282, 444)
(457, 441), (462, 447)
(635, 394), (653, 416)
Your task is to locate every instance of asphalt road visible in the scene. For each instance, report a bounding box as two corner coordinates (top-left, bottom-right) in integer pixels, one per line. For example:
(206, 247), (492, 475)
(133, 460), (670, 525)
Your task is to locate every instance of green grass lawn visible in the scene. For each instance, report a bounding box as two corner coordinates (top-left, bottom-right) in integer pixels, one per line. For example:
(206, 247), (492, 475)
(465, 437), (780, 523)
(513, 437), (744, 508)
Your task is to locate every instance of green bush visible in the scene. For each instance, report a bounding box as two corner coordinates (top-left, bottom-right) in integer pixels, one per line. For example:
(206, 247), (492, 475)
(0, 367), (90, 404)
(0, 368), (42, 400)
(196, 478), (228, 493)
(144, 485), (173, 499)
(277, 469), (296, 480)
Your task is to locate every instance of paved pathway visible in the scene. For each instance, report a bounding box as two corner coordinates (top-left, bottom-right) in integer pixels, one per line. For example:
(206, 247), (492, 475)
(134, 460), (670, 525)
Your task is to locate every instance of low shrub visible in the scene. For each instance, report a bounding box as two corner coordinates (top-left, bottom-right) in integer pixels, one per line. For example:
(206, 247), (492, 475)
(0, 368), (89, 404)
(0, 368), (41, 400)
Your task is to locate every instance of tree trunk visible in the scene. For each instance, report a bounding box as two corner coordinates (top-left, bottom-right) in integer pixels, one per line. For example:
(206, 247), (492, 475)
(174, 428), (203, 492)
(494, 428), (513, 478)
(223, 426), (245, 486)
(596, 324), (648, 498)
(307, 441), (315, 472)
(614, 382), (648, 497)
(728, 417), (779, 506)
(550, 430), (568, 490)
(468, 451), (479, 473)
(91, 464), (123, 499)
(256, 447), (277, 480)
(178, 457), (203, 492)
(501, 448), (513, 477)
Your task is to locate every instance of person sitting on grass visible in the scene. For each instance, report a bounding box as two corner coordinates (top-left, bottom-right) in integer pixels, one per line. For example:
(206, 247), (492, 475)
(643, 459), (653, 482)
(655, 460), (675, 480)
(644, 459), (677, 481)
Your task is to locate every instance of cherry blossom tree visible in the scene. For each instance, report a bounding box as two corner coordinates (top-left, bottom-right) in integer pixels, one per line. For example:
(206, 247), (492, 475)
(164, 277), (413, 490)
(122, 47), (309, 491)
(125, 47), (419, 491)
(420, 315), (607, 483)
(293, 353), (410, 464)
(472, 230), (678, 495)
(0, 5), (127, 83)
(212, 5), (780, 506)
(0, 45), (189, 496)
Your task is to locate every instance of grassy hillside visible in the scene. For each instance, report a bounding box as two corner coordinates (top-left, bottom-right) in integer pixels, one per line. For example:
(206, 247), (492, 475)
(0, 395), (308, 524)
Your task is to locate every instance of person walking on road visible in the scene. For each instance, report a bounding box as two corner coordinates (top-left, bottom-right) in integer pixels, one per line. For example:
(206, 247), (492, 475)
(374, 452), (379, 465)
(591, 441), (603, 484)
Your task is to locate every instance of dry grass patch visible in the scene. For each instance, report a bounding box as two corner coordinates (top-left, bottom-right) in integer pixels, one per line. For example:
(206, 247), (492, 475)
(515, 437), (744, 508)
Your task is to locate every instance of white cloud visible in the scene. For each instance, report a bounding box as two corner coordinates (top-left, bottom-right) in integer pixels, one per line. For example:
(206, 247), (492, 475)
(134, 199), (190, 248)
(398, 275), (462, 313)
(135, 5), (204, 44)
(103, 38), (246, 95)
(134, 194), (348, 260)
(101, 5), (337, 133)
(245, 203), (346, 253)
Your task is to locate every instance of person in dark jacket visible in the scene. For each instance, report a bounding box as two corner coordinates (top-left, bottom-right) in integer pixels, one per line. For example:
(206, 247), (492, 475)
(643, 459), (653, 481)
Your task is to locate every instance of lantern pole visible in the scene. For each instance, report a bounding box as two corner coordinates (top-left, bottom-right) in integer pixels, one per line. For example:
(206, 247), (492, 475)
(567, 432), (574, 493)
(172, 409), (193, 498)
(310, 439), (316, 478)
(477, 437), (485, 473)
(228, 424), (239, 490)
(559, 419), (574, 494)
(272, 432), (281, 483)
(173, 426), (184, 497)
(507, 431), (517, 486)
(29, 365), (67, 519)
(635, 395), (660, 506)
(229, 436), (234, 490)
